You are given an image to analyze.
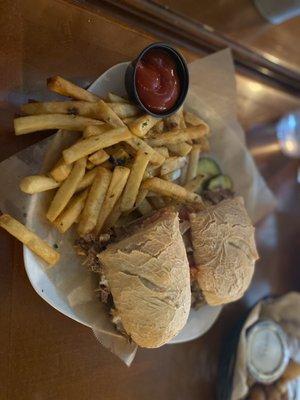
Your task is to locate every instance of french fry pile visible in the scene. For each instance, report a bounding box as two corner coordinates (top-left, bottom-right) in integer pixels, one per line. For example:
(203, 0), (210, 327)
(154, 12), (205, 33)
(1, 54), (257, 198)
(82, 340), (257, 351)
(1, 76), (211, 267)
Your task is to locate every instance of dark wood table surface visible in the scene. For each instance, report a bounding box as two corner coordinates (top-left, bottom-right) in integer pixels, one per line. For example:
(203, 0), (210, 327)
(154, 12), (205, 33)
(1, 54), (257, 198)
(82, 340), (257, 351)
(153, 0), (300, 76)
(0, 1), (299, 399)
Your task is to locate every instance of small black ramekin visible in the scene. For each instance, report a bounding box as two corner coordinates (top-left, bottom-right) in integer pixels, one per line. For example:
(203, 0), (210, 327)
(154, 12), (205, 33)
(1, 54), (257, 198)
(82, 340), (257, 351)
(125, 42), (189, 118)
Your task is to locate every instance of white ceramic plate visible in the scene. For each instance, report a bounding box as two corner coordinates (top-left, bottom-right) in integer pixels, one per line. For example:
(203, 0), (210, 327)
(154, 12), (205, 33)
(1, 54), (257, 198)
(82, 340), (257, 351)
(24, 62), (222, 344)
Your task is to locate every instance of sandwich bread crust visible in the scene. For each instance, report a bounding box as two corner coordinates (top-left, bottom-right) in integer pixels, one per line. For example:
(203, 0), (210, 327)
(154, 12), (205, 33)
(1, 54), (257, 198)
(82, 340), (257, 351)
(190, 197), (258, 306)
(98, 209), (191, 348)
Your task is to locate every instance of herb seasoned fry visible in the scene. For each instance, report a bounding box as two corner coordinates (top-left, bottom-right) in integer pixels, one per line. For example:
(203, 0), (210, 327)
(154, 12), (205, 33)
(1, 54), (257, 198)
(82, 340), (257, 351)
(103, 197), (123, 231)
(77, 167), (112, 236)
(21, 101), (109, 120)
(134, 188), (148, 208)
(128, 115), (161, 138)
(14, 114), (103, 135)
(184, 111), (208, 128)
(126, 135), (165, 165)
(108, 93), (129, 103)
(95, 166), (130, 234)
(50, 158), (73, 182)
(95, 99), (125, 127)
(121, 150), (151, 212)
(78, 168), (112, 236)
(142, 177), (204, 205)
(122, 117), (136, 126)
(86, 160), (95, 170)
(88, 149), (109, 166)
(184, 174), (207, 193)
(166, 142), (192, 157)
(83, 123), (111, 138)
(75, 168), (99, 193)
(186, 144), (201, 182)
(47, 76), (100, 102)
(153, 147), (169, 158)
(20, 175), (60, 194)
(109, 103), (140, 118)
(160, 156), (187, 176)
(147, 126), (208, 146)
(47, 158), (87, 222)
(54, 190), (88, 233)
(63, 128), (131, 164)
(0, 213), (60, 266)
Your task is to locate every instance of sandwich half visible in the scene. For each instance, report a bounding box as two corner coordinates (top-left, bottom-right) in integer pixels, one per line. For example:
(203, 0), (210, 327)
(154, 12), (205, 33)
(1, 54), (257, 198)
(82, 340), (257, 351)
(98, 208), (191, 348)
(189, 197), (258, 306)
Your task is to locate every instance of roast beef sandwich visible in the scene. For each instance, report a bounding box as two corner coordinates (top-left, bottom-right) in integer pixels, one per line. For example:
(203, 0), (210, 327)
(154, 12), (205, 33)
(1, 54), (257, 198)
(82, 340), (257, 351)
(189, 197), (259, 306)
(96, 208), (191, 348)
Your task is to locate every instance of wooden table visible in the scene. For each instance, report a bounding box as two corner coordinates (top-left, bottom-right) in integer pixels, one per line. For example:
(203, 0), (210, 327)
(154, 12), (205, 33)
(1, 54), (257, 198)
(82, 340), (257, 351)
(0, 1), (299, 399)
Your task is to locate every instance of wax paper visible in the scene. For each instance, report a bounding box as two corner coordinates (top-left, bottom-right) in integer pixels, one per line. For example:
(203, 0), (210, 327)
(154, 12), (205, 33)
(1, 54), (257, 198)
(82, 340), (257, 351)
(0, 49), (276, 366)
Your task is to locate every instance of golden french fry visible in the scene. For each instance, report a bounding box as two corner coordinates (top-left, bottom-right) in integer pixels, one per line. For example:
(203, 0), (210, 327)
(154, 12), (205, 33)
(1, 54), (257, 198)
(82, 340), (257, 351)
(88, 149), (109, 165)
(134, 188), (148, 208)
(50, 158), (72, 182)
(63, 128), (131, 164)
(179, 108), (187, 129)
(21, 101), (109, 120)
(142, 177), (204, 205)
(126, 135), (165, 165)
(54, 190), (88, 233)
(153, 147), (169, 158)
(167, 142), (192, 157)
(75, 168), (99, 193)
(47, 76), (100, 102)
(186, 144), (201, 182)
(82, 123), (111, 138)
(14, 114), (103, 135)
(20, 175), (59, 194)
(100, 160), (113, 170)
(0, 213), (60, 266)
(184, 174), (207, 193)
(184, 111), (208, 128)
(95, 99), (125, 127)
(122, 117), (136, 125)
(160, 156), (187, 176)
(180, 162), (189, 185)
(47, 158), (86, 222)
(161, 169), (181, 182)
(137, 198), (154, 216)
(77, 168), (112, 236)
(108, 92), (129, 103)
(147, 126), (208, 147)
(86, 160), (95, 170)
(95, 166), (130, 234)
(109, 103), (140, 118)
(153, 120), (164, 134)
(121, 150), (151, 212)
(128, 115), (161, 138)
(103, 197), (123, 231)
(165, 111), (181, 131)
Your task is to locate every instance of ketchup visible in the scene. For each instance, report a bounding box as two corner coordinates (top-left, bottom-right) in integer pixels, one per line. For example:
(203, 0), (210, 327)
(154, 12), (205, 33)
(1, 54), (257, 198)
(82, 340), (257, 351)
(135, 49), (181, 113)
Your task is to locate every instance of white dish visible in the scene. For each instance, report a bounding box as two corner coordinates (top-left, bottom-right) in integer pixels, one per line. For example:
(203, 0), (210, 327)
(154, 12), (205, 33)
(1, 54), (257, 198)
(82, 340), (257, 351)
(24, 62), (222, 345)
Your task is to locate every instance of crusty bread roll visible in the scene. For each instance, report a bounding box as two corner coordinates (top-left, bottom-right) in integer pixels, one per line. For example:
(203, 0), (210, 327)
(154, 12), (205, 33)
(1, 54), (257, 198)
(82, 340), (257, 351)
(190, 197), (258, 306)
(98, 209), (191, 348)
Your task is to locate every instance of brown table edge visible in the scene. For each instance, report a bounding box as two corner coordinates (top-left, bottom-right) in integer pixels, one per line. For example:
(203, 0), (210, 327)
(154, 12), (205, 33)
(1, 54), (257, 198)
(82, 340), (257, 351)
(76, 0), (300, 94)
